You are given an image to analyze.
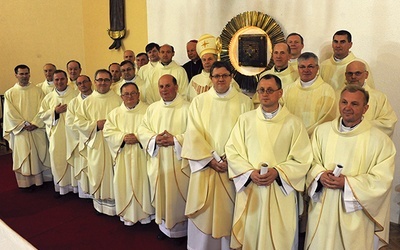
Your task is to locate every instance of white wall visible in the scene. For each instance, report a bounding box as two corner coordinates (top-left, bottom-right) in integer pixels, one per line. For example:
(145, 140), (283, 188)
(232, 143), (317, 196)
(147, 0), (400, 223)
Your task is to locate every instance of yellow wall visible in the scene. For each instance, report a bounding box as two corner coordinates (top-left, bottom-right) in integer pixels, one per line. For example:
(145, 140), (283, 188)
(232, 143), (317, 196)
(0, 0), (148, 93)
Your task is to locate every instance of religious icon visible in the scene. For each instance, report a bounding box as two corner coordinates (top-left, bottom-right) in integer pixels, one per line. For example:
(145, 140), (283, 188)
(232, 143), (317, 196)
(238, 34), (267, 67)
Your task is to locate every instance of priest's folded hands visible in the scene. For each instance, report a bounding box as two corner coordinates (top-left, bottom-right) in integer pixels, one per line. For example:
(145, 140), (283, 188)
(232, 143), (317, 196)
(250, 168), (279, 186)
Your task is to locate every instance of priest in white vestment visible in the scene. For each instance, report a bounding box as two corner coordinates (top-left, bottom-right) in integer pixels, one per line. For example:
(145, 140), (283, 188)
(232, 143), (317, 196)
(137, 43), (160, 83)
(320, 30), (374, 91)
(138, 74), (190, 239)
(3, 65), (51, 188)
(305, 85), (395, 250)
(65, 75), (93, 198)
(181, 61), (253, 250)
(74, 69), (122, 215)
(39, 70), (79, 195)
(335, 60), (397, 137)
(283, 52), (336, 137)
(144, 44), (188, 104)
(226, 74), (312, 250)
(187, 34), (241, 102)
(104, 82), (154, 226)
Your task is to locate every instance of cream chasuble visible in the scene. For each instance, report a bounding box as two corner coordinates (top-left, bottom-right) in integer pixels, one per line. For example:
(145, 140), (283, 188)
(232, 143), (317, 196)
(181, 87), (253, 238)
(137, 95), (190, 229)
(65, 95), (90, 195)
(39, 87), (78, 187)
(3, 83), (50, 187)
(282, 75), (336, 136)
(37, 80), (54, 95)
(226, 106), (312, 250)
(137, 61), (158, 83)
(305, 118), (395, 250)
(103, 102), (154, 224)
(74, 90), (122, 207)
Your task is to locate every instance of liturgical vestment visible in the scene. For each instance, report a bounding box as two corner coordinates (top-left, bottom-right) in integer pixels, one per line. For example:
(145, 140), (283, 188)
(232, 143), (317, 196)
(39, 86), (78, 193)
(137, 95), (190, 236)
(3, 83), (50, 187)
(103, 102), (154, 225)
(305, 118), (395, 250)
(65, 94), (91, 197)
(181, 86), (253, 247)
(282, 75), (336, 137)
(225, 106), (312, 250)
(74, 90), (122, 215)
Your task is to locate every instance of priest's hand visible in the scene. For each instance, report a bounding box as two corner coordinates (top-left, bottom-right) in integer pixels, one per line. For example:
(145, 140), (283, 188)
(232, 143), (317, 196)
(208, 158), (228, 172)
(97, 119), (106, 131)
(320, 171), (345, 190)
(55, 103), (67, 114)
(24, 124), (38, 131)
(123, 133), (139, 144)
(155, 130), (174, 147)
(250, 168), (278, 186)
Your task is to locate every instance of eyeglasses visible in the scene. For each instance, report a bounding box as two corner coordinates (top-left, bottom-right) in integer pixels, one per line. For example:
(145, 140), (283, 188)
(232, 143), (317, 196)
(298, 65), (317, 70)
(211, 74), (231, 79)
(345, 71), (366, 77)
(95, 78), (111, 83)
(256, 88), (281, 95)
(121, 92), (138, 97)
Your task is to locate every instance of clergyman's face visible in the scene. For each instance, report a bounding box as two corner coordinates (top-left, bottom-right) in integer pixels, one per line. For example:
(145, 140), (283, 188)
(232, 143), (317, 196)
(160, 45), (174, 64)
(53, 72), (68, 91)
(272, 43), (290, 69)
(345, 61), (368, 86)
(94, 72), (112, 94)
(120, 63), (135, 81)
(298, 58), (319, 82)
(158, 75), (178, 102)
(15, 68), (30, 86)
(201, 53), (217, 72)
(332, 34), (352, 59)
(109, 64), (122, 83)
(258, 78), (282, 112)
(76, 75), (92, 95)
(124, 50), (135, 62)
(121, 84), (140, 108)
(136, 55), (149, 69)
(67, 62), (81, 81)
(43, 64), (56, 82)
(287, 35), (304, 58)
(210, 67), (232, 94)
(187, 42), (198, 60)
(339, 90), (368, 127)
(147, 47), (160, 62)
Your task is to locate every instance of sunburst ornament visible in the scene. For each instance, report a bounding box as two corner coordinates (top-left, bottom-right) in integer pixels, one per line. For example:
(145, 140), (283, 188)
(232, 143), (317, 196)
(219, 11), (285, 92)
